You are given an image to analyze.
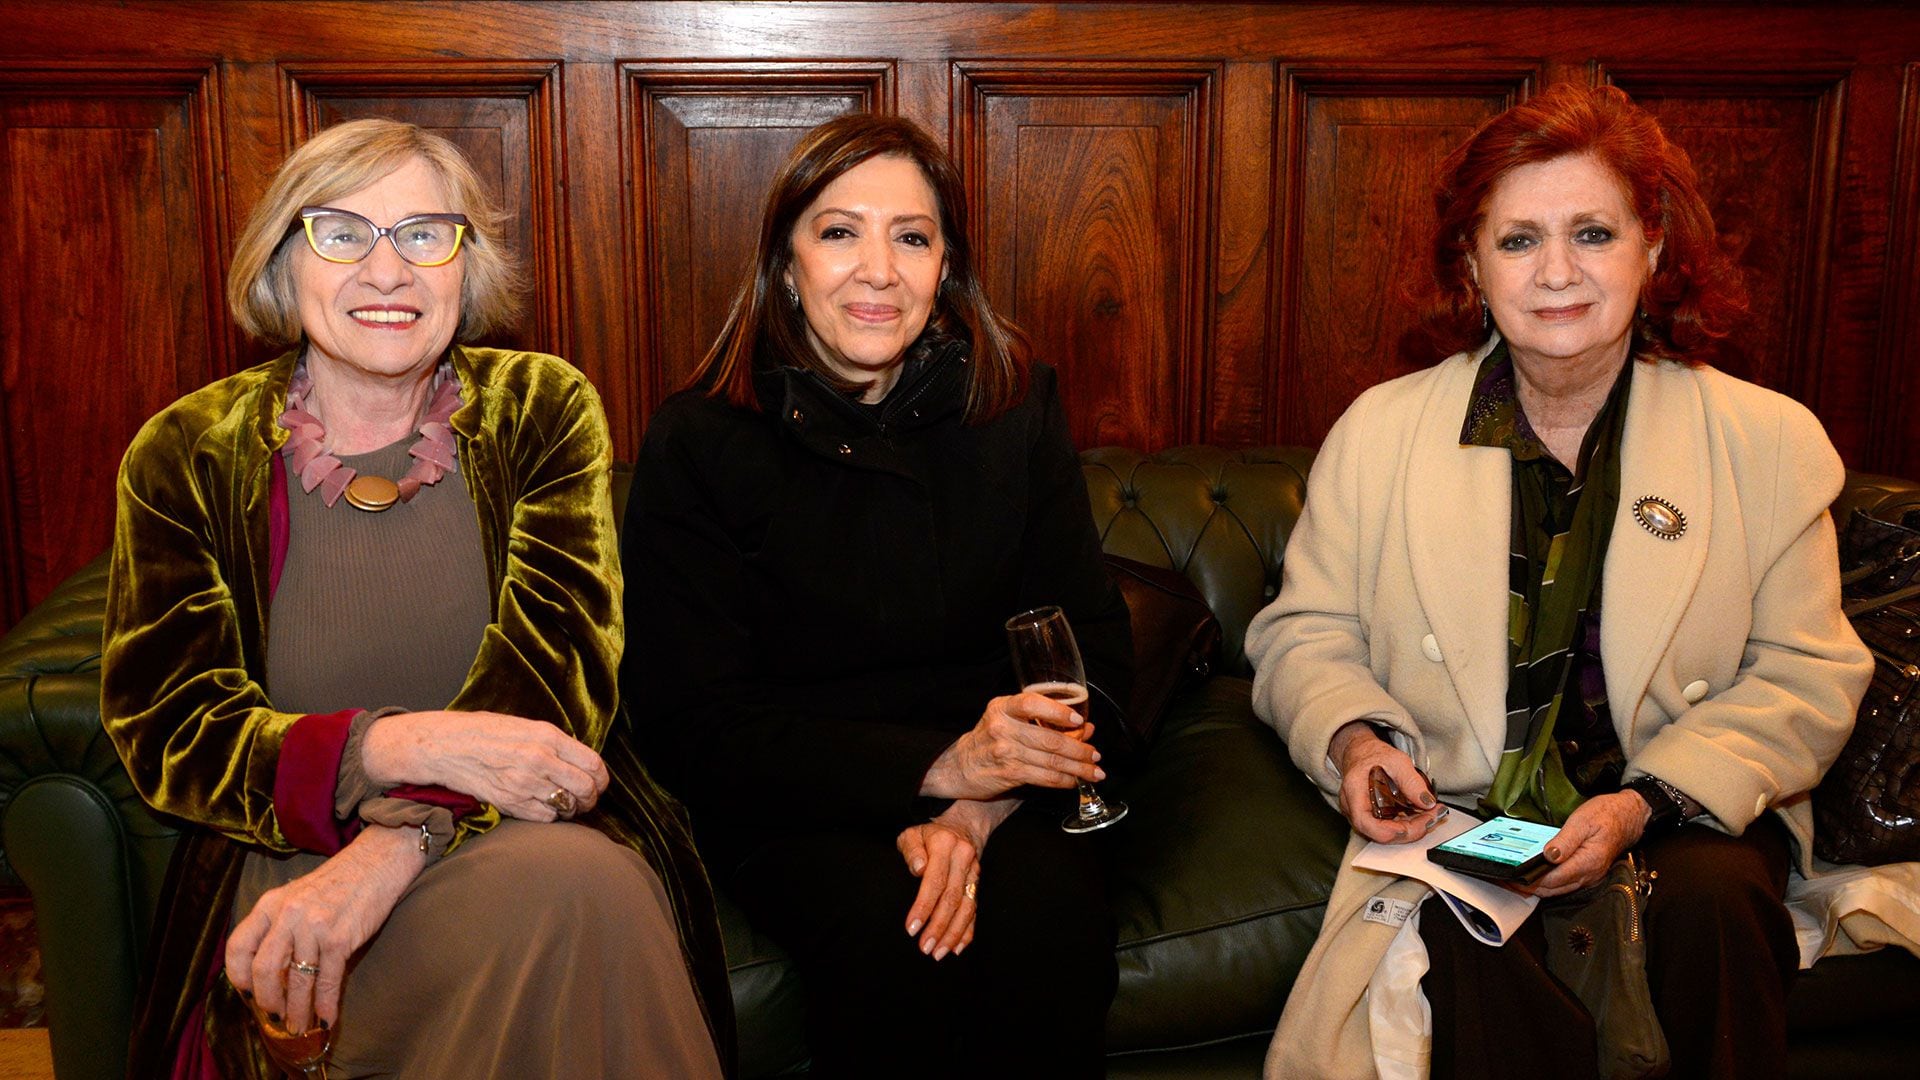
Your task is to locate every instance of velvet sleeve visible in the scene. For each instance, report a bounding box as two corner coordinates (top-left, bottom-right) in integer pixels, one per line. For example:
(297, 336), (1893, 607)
(1016, 367), (1133, 754)
(446, 366), (623, 749)
(101, 408), (316, 852)
(623, 406), (960, 828)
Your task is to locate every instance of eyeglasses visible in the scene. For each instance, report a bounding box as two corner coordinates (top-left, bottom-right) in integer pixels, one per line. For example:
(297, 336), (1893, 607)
(296, 206), (471, 267)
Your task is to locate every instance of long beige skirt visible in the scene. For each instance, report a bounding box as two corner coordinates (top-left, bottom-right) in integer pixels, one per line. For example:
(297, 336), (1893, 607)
(234, 818), (722, 1079)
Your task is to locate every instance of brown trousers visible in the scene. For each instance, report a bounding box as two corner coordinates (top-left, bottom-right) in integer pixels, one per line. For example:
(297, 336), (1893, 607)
(1421, 815), (1798, 1080)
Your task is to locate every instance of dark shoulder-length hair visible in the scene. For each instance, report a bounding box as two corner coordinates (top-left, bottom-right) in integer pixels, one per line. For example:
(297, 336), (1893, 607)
(686, 113), (1030, 422)
(1418, 83), (1747, 365)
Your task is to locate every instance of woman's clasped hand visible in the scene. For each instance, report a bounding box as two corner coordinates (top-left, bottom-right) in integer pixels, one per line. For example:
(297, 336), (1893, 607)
(359, 709), (610, 822)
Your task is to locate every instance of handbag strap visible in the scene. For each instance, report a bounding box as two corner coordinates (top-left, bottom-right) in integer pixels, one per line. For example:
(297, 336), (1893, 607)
(1844, 581), (1920, 618)
(1839, 529), (1920, 587)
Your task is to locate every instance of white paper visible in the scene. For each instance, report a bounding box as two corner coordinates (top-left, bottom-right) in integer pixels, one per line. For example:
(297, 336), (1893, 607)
(1352, 808), (1541, 946)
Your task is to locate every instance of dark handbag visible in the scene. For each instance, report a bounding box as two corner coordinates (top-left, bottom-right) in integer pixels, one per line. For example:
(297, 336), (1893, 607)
(1812, 510), (1920, 865)
(1542, 852), (1670, 1079)
(1101, 554), (1223, 758)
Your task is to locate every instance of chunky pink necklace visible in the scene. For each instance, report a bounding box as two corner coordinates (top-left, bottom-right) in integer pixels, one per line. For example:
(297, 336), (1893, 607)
(278, 362), (462, 511)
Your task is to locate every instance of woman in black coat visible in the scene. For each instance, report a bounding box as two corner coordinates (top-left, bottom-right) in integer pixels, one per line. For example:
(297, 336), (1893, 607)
(622, 114), (1131, 1077)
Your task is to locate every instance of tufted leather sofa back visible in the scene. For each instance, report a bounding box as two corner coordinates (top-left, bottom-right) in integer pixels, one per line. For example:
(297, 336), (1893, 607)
(1081, 447), (1316, 676)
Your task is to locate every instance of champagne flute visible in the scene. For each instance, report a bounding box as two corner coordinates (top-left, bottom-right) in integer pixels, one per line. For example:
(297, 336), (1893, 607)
(1005, 605), (1128, 833)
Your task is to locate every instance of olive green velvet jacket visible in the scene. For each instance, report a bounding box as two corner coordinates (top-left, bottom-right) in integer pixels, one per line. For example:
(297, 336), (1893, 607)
(102, 346), (731, 1079)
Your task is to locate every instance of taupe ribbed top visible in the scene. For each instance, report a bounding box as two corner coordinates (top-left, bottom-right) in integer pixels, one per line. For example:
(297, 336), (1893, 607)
(266, 436), (491, 714)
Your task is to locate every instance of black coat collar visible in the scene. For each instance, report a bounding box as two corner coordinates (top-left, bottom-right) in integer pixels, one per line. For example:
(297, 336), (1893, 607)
(752, 340), (971, 466)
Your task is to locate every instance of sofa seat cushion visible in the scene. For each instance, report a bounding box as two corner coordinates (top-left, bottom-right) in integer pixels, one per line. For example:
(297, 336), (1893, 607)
(1104, 676), (1347, 1051)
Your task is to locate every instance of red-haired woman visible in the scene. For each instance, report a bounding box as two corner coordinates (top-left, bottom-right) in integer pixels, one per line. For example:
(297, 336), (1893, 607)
(1248, 85), (1870, 1078)
(621, 113), (1129, 1076)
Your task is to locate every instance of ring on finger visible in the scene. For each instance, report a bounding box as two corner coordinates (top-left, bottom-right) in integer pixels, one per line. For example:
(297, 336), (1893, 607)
(964, 880), (977, 901)
(287, 959), (320, 977)
(544, 787), (577, 816)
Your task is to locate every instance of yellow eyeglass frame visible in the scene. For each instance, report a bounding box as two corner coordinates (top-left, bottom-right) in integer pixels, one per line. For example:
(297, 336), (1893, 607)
(297, 206), (471, 268)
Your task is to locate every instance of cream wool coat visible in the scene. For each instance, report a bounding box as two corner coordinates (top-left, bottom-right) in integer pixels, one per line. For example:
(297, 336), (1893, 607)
(1247, 342), (1873, 1079)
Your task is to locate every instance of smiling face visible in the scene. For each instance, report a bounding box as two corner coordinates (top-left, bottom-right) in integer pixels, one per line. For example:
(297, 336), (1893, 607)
(783, 154), (947, 402)
(293, 156), (464, 384)
(1469, 153), (1661, 373)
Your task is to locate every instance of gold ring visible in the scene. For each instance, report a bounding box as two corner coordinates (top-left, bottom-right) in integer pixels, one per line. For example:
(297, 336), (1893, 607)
(964, 881), (977, 901)
(288, 959), (320, 976)
(545, 788), (577, 816)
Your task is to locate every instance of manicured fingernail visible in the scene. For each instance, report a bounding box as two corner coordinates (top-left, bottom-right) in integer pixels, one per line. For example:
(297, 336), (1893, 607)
(933, 946), (950, 961)
(1545, 847), (1561, 861)
(1418, 792), (1435, 808)
(920, 937), (933, 955)
(1092, 750), (1103, 762)
(953, 941), (968, 955)
(1094, 768), (1107, 781)
(907, 919), (923, 935)
(912, 859), (926, 874)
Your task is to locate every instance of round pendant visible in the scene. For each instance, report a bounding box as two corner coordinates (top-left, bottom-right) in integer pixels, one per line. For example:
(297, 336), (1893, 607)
(1631, 495), (1686, 540)
(343, 474), (400, 512)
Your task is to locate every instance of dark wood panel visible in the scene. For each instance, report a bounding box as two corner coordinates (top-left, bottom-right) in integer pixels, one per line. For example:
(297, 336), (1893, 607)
(1879, 62), (1920, 480)
(622, 62), (890, 418)
(956, 62), (1218, 450)
(1207, 60), (1278, 447)
(0, 4), (1917, 632)
(1599, 66), (1846, 419)
(1276, 66), (1533, 446)
(0, 65), (224, 626)
(282, 62), (567, 362)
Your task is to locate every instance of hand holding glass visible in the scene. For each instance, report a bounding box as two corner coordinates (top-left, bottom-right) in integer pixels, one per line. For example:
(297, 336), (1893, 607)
(1005, 605), (1128, 833)
(243, 983), (331, 1079)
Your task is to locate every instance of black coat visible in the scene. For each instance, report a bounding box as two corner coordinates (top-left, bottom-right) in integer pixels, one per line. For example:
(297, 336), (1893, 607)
(621, 350), (1131, 865)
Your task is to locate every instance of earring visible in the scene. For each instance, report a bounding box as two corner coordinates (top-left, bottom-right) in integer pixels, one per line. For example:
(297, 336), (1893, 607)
(1480, 298), (1491, 333)
(784, 285), (799, 309)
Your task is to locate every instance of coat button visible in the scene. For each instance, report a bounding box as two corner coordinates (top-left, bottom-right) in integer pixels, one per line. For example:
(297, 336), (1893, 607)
(1421, 634), (1443, 663)
(836, 443), (852, 455)
(1682, 679), (1709, 704)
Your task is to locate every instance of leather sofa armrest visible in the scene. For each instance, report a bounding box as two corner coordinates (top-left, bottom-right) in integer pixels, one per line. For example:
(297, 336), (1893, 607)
(1, 552), (180, 1080)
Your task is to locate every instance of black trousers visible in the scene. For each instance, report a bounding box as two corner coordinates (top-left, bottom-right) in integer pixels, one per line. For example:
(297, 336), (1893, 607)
(1422, 815), (1799, 1080)
(727, 803), (1117, 1079)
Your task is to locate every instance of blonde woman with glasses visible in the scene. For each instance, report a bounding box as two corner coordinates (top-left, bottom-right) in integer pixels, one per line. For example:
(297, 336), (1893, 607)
(102, 118), (728, 1079)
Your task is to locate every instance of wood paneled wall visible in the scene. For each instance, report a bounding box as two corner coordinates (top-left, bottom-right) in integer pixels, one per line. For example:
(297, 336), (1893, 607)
(1, 2), (1917, 629)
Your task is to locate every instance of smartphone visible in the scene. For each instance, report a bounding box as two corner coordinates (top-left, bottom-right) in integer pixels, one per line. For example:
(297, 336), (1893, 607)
(1426, 815), (1559, 883)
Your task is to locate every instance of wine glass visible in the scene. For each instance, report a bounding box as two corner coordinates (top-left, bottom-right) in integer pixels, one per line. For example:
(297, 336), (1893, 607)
(1005, 605), (1129, 833)
(246, 989), (332, 1079)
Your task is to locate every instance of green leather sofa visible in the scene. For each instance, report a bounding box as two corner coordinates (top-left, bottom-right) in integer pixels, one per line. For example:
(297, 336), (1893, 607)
(4, 446), (1918, 1080)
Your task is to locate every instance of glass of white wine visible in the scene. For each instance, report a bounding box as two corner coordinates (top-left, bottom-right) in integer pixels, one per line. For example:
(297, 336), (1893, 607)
(1005, 605), (1128, 833)
(249, 997), (331, 1079)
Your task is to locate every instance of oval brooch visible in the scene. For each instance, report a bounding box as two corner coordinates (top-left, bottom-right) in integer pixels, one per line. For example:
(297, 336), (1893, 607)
(1632, 495), (1686, 541)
